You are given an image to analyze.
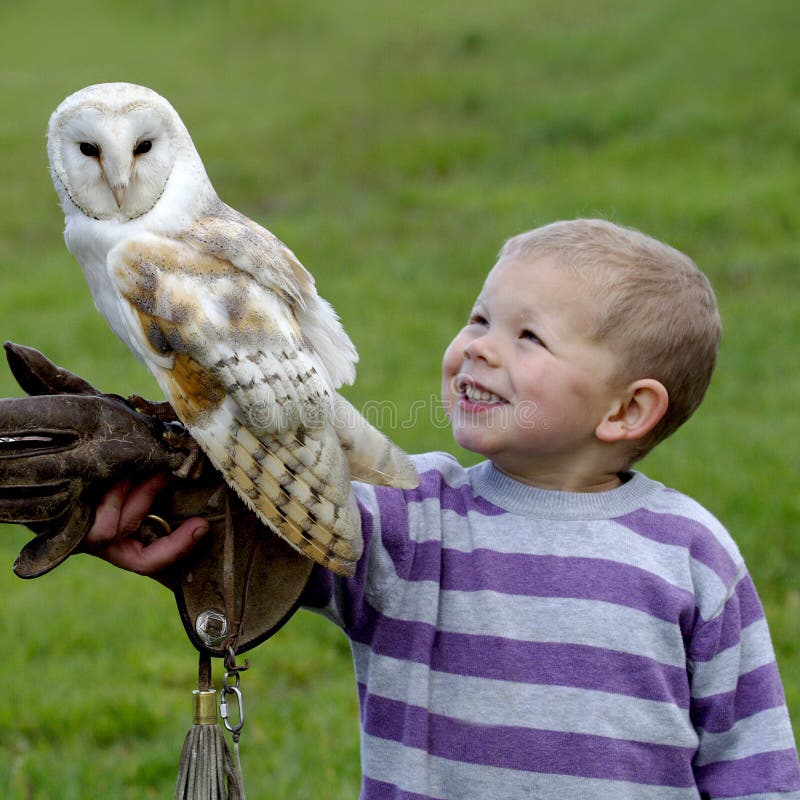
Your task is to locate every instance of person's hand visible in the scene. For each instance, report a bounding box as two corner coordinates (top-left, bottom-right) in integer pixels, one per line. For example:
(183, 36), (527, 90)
(85, 474), (208, 578)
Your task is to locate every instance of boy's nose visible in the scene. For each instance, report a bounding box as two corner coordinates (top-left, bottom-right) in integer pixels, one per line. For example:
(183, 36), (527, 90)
(463, 333), (501, 366)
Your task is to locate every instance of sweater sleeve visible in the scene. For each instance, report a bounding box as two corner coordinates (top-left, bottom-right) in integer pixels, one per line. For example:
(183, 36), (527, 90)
(299, 489), (378, 628)
(688, 569), (800, 797)
(299, 452), (457, 631)
(299, 478), (410, 633)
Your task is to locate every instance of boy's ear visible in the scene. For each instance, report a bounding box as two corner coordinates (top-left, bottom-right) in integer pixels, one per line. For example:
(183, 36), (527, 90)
(595, 379), (669, 443)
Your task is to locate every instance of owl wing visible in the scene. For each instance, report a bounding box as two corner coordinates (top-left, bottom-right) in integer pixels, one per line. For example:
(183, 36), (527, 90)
(179, 201), (358, 390)
(107, 226), (362, 575)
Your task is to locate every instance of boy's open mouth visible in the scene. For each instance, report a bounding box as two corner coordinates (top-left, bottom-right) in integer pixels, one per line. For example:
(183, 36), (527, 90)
(455, 375), (508, 404)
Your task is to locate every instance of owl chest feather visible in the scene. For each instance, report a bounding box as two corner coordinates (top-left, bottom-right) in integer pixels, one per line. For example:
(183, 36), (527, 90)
(65, 214), (164, 358)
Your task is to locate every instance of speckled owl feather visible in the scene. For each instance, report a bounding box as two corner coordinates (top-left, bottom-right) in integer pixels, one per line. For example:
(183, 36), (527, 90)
(47, 82), (418, 576)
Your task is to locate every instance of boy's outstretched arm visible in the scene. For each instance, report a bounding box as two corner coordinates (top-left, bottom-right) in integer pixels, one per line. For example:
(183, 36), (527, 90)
(86, 475), (208, 577)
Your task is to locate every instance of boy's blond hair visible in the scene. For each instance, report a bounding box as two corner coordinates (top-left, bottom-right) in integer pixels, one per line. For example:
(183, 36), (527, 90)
(500, 219), (721, 461)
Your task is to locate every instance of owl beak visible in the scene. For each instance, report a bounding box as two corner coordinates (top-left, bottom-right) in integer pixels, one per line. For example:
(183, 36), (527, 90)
(99, 157), (132, 208)
(110, 184), (127, 208)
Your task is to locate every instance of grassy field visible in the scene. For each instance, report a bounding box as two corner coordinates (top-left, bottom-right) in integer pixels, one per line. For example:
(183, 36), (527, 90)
(1, 0), (799, 796)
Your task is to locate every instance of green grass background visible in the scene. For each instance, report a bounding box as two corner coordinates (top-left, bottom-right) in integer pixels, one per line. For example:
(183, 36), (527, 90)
(1, 0), (799, 796)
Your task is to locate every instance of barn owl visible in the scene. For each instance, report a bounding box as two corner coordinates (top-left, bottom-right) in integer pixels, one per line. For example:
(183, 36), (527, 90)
(47, 82), (417, 576)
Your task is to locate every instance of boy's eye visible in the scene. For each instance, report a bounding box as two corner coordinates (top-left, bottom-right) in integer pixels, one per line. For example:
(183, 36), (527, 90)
(520, 329), (544, 345)
(468, 313), (488, 326)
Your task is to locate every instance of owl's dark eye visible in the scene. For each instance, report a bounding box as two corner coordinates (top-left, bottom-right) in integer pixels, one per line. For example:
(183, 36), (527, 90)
(79, 142), (100, 157)
(133, 139), (152, 155)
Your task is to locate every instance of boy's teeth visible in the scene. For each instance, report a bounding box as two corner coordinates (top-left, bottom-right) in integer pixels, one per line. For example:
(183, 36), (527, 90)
(464, 384), (502, 403)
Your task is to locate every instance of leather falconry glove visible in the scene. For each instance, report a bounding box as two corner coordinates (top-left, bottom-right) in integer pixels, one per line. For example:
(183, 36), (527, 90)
(0, 342), (312, 656)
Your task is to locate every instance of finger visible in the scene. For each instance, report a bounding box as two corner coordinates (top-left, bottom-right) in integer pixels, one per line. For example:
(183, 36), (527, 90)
(87, 479), (132, 545)
(103, 517), (209, 576)
(117, 474), (168, 534)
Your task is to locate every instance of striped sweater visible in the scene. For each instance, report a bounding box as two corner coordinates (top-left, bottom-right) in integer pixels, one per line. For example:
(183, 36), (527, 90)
(304, 452), (800, 799)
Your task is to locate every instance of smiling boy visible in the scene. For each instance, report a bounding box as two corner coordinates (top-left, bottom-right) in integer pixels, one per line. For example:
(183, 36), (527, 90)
(87, 219), (800, 798)
(443, 249), (646, 491)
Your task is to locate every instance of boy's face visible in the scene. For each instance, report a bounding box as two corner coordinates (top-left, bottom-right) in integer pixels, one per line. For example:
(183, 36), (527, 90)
(441, 255), (625, 491)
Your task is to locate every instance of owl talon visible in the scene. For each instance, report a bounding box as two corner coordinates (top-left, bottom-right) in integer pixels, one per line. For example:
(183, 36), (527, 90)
(173, 440), (203, 480)
(127, 394), (179, 422)
(175, 448), (202, 480)
(162, 429), (204, 479)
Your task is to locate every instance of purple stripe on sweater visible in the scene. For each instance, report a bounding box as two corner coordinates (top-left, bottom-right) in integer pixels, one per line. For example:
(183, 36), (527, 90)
(407, 468), (507, 515)
(372, 483), (412, 577)
(372, 481), (694, 631)
(691, 662), (787, 733)
(351, 609), (689, 706)
(688, 575), (765, 662)
(397, 547), (693, 625)
(614, 508), (739, 585)
(694, 748), (800, 795)
(372, 469), (505, 587)
(360, 689), (696, 787)
(374, 468), (504, 530)
(362, 777), (440, 800)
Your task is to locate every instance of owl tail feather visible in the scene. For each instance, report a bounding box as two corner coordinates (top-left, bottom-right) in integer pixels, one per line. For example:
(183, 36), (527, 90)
(192, 397), (362, 576)
(333, 396), (419, 489)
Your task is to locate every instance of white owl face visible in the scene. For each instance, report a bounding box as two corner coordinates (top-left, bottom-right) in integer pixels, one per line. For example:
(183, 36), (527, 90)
(48, 84), (182, 222)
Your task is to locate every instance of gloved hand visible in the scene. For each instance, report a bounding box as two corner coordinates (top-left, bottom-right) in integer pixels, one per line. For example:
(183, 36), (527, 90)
(0, 341), (194, 578)
(0, 342), (312, 655)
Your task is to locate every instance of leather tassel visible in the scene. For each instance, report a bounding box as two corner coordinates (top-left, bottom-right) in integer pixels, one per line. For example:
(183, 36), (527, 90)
(174, 654), (243, 800)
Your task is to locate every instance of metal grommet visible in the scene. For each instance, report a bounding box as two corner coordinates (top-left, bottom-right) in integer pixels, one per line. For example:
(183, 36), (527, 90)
(196, 609), (229, 647)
